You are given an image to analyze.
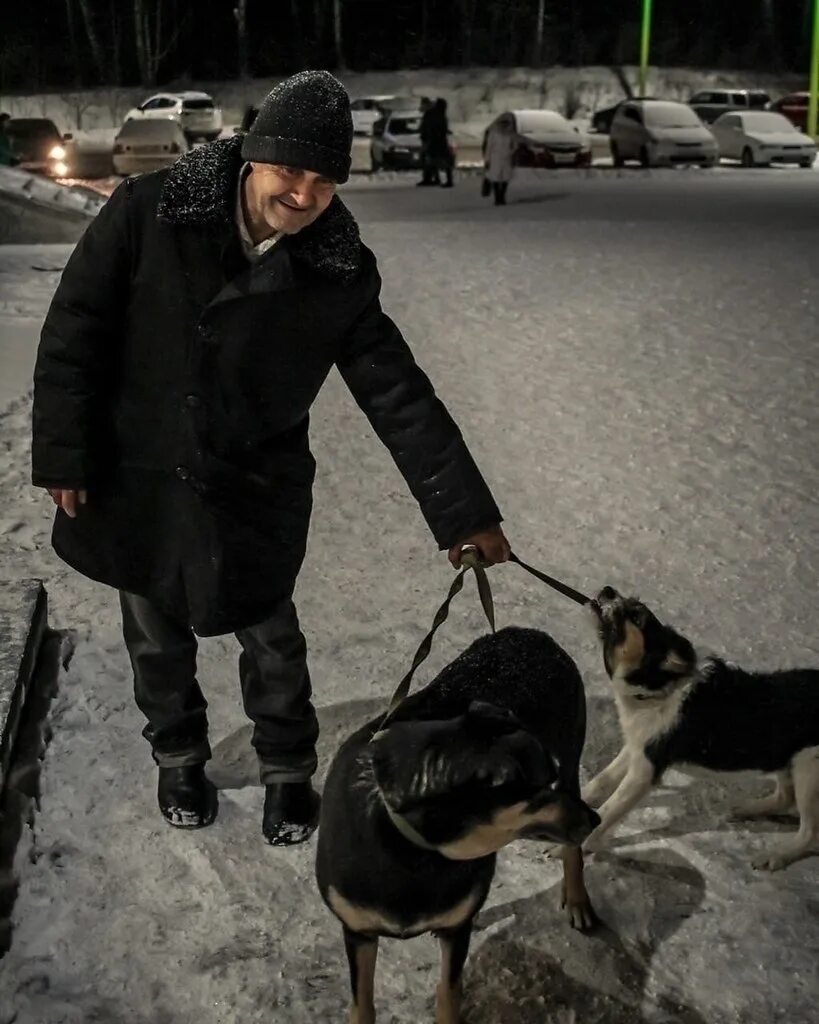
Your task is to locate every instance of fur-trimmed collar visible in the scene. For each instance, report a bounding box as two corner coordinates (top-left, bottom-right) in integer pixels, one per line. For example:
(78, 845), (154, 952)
(156, 135), (362, 282)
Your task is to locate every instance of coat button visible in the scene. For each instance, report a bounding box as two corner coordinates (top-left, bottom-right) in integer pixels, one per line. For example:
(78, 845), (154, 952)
(185, 393), (202, 409)
(175, 465), (190, 480)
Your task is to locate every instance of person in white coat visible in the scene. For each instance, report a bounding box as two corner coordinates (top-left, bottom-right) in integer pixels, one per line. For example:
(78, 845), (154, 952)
(484, 116), (517, 206)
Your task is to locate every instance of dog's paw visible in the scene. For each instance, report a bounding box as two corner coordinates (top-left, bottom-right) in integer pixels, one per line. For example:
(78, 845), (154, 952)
(561, 892), (599, 932)
(543, 842), (561, 860)
(751, 849), (796, 872)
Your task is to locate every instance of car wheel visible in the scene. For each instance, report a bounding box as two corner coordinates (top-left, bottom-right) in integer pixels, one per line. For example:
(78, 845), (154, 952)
(799, 157), (814, 168)
(639, 146), (651, 169)
(741, 147), (756, 168)
(611, 141), (624, 168)
(699, 159), (717, 169)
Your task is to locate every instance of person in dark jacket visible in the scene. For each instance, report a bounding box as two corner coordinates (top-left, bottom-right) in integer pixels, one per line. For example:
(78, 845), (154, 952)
(416, 97), (439, 187)
(31, 71), (509, 846)
(425, 98), (455, 188)
(0, 113), (17, 166)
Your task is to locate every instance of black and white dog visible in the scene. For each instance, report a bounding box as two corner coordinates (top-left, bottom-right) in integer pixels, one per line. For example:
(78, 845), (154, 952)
(584, 586), (819, 870)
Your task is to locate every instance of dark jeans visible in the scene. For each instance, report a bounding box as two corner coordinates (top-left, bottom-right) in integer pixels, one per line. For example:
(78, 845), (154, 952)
(492, 181), (509, 205)
(119, 591), (319, 784)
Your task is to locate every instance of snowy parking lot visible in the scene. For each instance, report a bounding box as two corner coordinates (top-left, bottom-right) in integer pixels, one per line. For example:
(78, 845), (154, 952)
(0, 169), (818, 1023)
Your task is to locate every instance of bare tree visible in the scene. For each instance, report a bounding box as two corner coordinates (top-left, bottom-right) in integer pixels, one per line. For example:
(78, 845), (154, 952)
(76, 0), (108, 83)
(533, 0), (546, 67)
(133, 0), (186, 88)
(233, 0), (249, 79)
(458, 0), (479, 66)
(64, 0), (82, 85)
(760, 0), (781, 67)
(333, 0), (345, 70)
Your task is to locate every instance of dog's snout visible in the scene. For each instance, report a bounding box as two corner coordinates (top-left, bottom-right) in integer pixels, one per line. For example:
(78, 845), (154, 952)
(600, 586), (617, 602)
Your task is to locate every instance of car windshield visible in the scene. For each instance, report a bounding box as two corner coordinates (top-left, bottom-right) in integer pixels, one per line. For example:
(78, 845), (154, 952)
(643, 103), (701, 128)
(118, 120), (182, 140)
(742, 112), (795, 133)
(389, 117), (422, 134)
(7, 120), (60, 139)
(182, 98), (213, 110)
(383, 97), (419, 111)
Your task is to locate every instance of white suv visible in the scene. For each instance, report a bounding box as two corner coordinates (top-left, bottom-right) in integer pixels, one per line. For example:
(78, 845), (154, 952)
(124, 91), (223, 142)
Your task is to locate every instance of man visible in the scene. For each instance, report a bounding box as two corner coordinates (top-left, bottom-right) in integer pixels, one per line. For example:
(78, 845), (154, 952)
(0, 113), (17, 166)
(416, 96), (439, 186)
(32, 71), (509, 846)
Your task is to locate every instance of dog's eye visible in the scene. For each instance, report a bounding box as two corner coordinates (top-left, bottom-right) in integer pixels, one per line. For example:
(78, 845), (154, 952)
(629, 607), (647, 628)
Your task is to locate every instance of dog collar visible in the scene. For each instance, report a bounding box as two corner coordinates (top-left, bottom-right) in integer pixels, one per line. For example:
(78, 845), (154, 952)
(375, 786), (439, 852)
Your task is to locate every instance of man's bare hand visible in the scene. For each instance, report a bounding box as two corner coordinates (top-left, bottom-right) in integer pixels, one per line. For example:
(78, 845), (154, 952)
(45, 488), (87, 519)
(448, 524), (511, 569)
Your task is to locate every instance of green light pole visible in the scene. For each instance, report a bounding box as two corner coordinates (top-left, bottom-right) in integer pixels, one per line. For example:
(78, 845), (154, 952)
(809, 0), (819, 139)
(639, 0), (654, 96)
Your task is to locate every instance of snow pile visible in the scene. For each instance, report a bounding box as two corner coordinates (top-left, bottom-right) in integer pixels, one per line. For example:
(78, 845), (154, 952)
(0, 167), (104, 217)
(0, 65), (805, 134)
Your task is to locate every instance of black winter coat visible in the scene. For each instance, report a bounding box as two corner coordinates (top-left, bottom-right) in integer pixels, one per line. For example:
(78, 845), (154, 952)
(31, 137), (501, 635)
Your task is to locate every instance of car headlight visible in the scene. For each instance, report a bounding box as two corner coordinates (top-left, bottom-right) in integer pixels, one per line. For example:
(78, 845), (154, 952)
(49, 144), (66, 160)
(53, 160), (69, 176)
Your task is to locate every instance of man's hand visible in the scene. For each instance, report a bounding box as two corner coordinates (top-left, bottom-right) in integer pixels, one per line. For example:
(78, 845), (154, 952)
(45, 488), (87, 519)
(448, 524), (511, 569)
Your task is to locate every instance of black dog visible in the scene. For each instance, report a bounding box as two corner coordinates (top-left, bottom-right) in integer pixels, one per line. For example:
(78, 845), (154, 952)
(316, 626), (600, 1024)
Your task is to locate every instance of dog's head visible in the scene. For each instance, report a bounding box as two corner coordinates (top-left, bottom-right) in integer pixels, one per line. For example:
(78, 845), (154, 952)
(589, 586), (697, 693)
(370, 701), (600, 859)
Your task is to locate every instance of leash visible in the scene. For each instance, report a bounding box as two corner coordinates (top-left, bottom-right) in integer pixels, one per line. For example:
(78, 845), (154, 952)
(375, 547), (588, 733)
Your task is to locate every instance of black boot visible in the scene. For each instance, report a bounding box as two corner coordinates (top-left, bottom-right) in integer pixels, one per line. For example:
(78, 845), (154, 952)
(262, 781), (320, 846)
(157, 764), (218, 829)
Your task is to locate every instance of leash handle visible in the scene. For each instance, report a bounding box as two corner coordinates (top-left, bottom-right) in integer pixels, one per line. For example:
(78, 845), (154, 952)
(508, 552), (590, 606)
(376, 545), (495, 732)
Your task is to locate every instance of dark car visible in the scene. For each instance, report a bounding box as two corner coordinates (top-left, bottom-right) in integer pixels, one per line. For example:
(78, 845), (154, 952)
(688, 89), (770, 124)
(768, 93), (813, 132)
(6, 118), (67, 176)
(591, 97), (656, 134)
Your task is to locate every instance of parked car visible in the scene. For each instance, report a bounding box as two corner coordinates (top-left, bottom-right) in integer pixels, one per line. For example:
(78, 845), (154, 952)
(123, 91), (222, 141)
(711, 111), (816, 167)
(591, 97), (656, 134)
(688, 89), (770, 124)
(768, 93), (813, 132)
(610, 100), (718, 167)
(370, 109), (424, 170)
(484, 110), (591, 168)
(352, 95), (425, 136)
(112, 119), (189, 176)
(5, 118), (68, 176)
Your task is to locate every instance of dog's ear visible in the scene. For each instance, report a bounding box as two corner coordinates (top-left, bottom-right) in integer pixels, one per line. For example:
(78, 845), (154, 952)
(465, 701), (524, 737)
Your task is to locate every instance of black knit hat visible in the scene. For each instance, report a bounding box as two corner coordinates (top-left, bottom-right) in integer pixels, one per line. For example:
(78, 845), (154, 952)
(241, 70), (353, 183)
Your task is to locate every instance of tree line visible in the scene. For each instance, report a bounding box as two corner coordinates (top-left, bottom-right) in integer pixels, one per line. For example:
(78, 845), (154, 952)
(1, 0), (815, 93)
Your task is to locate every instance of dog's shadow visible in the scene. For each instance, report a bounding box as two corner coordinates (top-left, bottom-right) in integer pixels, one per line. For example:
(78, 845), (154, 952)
(466, 850), (708, 1024)
(208, 697), (384, 790)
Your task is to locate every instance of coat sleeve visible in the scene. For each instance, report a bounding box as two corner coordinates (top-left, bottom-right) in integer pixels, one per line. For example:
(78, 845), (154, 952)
(336, 264), (502, 550)
(31, 178), (134, 488)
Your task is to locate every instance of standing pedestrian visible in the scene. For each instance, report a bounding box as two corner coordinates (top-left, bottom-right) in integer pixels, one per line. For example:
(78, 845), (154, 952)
(426, 98), (455, 188)
(31, 71), (510, 847)
(0, 113), (17, 166)
(484, 115), (517, 206)
(417, 97), (439, 186)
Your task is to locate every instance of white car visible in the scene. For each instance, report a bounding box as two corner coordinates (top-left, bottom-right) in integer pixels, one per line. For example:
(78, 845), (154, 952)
(123, 91), (223, 142)
(610, 100), (718, 168)
(370, 110), (424, 170)
(112, 119), (189, 176)
(711, 111), (816, 168)
(485, 110), (592, 168)
(351, 95), (420, 136)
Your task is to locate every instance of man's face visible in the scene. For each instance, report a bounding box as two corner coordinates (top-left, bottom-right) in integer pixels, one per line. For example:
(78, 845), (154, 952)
(247, 163), (337, 235)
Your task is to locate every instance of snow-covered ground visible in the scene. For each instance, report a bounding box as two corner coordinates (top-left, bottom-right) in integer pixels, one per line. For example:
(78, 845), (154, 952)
(0, 172), (818, 1023)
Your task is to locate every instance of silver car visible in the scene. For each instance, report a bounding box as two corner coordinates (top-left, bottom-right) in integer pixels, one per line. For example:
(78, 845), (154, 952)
(610, 100), (718, 168)
(112, 119), (189, 176)
(370, 110), (424, 171)
(711, 111), (816, 168)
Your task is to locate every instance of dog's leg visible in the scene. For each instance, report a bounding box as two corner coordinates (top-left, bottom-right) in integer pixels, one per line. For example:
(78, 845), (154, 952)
(435, 921), (472, 1024)
(732, 771), (795, 819)
(343, 926), (378, 1024)
(752, 748), (819, 872)
(584, 755), (655, 852)
(582, 747), (630, 808)
(560, 845), (598, 931)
